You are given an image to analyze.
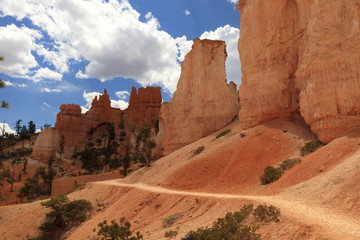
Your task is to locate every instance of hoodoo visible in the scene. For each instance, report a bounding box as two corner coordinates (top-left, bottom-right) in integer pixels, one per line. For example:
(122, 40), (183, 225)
(32, 87), (162, 163)
(156, 38), (239, 155)
(238, 0), (360, 143)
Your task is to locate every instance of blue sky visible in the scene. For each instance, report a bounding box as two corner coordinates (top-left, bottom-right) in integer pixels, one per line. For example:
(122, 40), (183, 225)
(0, 0), (241, 134)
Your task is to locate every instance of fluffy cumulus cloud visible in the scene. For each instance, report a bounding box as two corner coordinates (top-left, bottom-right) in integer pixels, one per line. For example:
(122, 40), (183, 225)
(81, 90), (102, 113)
(0, 24), (39, 77)
(0, 0), (181, 93)
(0, 0), (241, 93)
(111, 100), (129, 110)
(175, 36), (194, 62)
(33, 68), (63, 82)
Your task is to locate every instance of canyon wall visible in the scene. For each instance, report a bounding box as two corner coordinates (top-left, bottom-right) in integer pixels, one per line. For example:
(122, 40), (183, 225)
(157, 39), (239, 155)
(32, 87), (161, 163)
(238, 0), (360, 143)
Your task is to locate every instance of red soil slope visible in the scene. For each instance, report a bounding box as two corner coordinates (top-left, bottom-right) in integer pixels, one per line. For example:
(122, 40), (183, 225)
(1, 118), (360, 240)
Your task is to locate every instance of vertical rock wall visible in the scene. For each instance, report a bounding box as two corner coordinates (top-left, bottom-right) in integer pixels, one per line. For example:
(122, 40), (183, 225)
(157, 39), (239, 155)
(238, 0), (360, 143)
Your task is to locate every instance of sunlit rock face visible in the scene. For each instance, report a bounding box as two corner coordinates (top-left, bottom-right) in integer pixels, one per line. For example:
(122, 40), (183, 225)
(238, 0), (360, 143)
(33, 88), (162, 163)
(157, 38), (239, 155)
(126, 86), (162, 129)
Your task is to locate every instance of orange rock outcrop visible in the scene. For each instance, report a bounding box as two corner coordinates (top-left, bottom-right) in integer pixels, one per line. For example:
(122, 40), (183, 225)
(126, 86), (162, 129)
(157, 39), (239, 155)
(237, 0), (360, 143)
(32, 128), (58, 162)
(33, 87), (161, 163)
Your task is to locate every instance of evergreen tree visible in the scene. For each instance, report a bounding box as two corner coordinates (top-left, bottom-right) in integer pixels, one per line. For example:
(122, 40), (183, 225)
(134, 125), (156, 167)
(28, 120), (36, 134)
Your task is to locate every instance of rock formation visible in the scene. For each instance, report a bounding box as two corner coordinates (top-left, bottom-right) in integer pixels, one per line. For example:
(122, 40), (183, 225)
(237, 0), (360, 143)
(32, 128), (58, 162)
(126, 86), (162, 129)
(33, 87), (162, 163)
(157, 38), (239, 155)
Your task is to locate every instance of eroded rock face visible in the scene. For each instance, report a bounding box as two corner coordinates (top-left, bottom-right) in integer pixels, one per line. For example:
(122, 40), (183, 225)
(157, 39), (239, 155)
(238, 0), (360, 142)
(32, 128), (58, 162)
(126, 87), (162, 129)
(32, 88), (161, 163)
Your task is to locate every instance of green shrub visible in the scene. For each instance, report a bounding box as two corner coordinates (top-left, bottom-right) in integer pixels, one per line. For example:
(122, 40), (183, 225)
(260, 166), (282, 185)
(95, 217), (143, 240)
(189, 146), (205, 159)
(253, 204), (280, 222)
(186, 204), (280, 240)
(33, 195), (92, 239)
(260, 158), (302, 185)
(165, 230), (178, 238)
(215, 129), (231, 139)
(163, 212), (182, 228)
(300, 140), (323, 156)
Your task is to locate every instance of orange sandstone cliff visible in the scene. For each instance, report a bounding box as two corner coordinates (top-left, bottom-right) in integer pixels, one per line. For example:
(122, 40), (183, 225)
(32, 87), (161, 163)
(238, 0), (360, 143)
(156, 39), (239, 155)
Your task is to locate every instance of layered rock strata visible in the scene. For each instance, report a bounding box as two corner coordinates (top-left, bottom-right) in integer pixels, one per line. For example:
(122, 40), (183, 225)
(237, 0), (360, 143)
(157, 39), (239, 155)
(33, 87), (161, 163)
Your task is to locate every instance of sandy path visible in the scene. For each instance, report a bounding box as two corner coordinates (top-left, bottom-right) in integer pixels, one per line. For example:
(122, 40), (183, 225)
(97, 180), (360, 240)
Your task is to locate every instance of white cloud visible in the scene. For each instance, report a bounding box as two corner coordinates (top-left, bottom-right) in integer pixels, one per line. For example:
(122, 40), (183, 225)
(0, 1), (241, 93)
(0, 24), (39, 77)
(0, 0), (181, 93)
(175, 36), (193, 62)
(115, 90), (130, 100)
(0, 122), (16, 135)
(33, 67), (62, 83)
(200, 25), (241, 86)
(111, 99), (128, 110)
(185, 10), (190, 15)
(4, 80), (27, 88)
(228, 0), (238, 4)
(40, 87), (62, 93)
(81, 90), (102, 113)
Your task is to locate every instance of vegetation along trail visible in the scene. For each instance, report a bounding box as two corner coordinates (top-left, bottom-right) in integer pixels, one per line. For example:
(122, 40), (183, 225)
(97, 180), (360, 240)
